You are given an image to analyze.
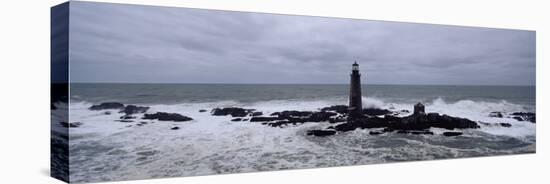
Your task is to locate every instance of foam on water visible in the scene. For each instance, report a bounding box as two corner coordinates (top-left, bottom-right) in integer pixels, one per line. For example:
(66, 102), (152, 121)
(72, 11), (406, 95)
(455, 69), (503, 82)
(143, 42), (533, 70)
(67, 98), (535, 182)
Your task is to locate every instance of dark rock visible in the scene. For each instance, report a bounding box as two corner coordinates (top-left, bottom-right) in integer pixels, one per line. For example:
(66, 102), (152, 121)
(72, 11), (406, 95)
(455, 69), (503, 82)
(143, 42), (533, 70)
(362, 108), (392, 116)
(266, 120), (300, 127)
(369, 131), (383, 135)
(489, 111), (504, 118)
(510, 112), (536, 123)
(116, 120), (134, 123)
(59, 122), (82, 128)
(143, 112), (193, 122)
(199, 109), (207, 113)
(211, 107), (255, 117)
(396, 130), (410, 134)
(443, 132), (463, 136)
(136, 121), (148, 126)
(499, 123), (512, 127)
(328, 117), (346, 123)
(397, 113), (479, 130)
(231, 118), (242, 122)
(478, 122), (491, 126)
(89, 102), (124, 110)
(411, 130), (434, 135)
(120, 105), (149, 115)
(334, 116), (392, 132)
(307, 111), (337, 122)
(321, 105), (349, 114)
(250, 112), (263, 116)
(250, 116), (284, 122)
(395, 130), (433, 135)
(306, 130), (337, 137)
(171, 126), (180, 130)
(104, 111), (112, 115)
(335, 113), (479, 132)
(271, 110), (313, 118)
(120, 115), (136, 119)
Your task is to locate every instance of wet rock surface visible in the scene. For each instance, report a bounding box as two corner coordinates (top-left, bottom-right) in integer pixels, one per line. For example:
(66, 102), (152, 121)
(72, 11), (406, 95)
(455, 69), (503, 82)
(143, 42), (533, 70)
(306, 130), (336, 137)
(120, 105), (149, 115)
(143, 112), (193, 122)
(211, 107), (256, 117)
(488, 111), (536, 123)
(443, 132), (463, 136)
(89, 102), (124, 110)
(510, 112), (536, 123)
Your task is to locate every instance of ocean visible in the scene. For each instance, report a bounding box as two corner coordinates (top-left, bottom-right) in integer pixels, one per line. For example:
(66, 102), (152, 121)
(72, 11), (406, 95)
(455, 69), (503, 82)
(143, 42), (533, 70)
(56, 83), (536, 182)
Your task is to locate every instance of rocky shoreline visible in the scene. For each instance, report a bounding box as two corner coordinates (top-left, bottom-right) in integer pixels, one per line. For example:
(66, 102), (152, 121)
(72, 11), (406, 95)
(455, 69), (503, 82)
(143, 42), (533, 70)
(69, 102), (536, 137)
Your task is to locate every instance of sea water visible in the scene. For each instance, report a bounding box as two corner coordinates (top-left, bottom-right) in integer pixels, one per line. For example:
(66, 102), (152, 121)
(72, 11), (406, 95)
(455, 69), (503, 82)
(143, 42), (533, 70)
(57, 84), (535, 182)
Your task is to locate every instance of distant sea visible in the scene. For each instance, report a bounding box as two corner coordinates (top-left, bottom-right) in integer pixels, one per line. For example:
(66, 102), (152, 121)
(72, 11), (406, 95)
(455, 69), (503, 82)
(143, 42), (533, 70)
(57, 83), (536, 182)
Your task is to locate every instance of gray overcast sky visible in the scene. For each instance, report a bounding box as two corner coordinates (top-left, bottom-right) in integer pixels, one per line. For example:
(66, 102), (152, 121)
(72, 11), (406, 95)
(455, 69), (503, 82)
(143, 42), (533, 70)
(68, 1), (535, 85)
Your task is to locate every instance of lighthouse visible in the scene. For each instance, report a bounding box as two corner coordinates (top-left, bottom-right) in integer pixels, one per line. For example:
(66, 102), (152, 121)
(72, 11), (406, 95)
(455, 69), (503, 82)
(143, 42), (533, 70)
(349, 61), (363, 118)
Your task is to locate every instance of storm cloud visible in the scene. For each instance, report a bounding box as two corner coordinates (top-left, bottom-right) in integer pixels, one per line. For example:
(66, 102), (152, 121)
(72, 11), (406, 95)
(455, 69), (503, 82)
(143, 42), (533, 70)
(68, 1), (535, 85)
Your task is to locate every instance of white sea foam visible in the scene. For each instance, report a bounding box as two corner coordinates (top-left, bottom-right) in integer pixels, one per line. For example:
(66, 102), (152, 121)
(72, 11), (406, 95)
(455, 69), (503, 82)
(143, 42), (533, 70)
(66, 98), (535, 182)
(362, 96), (385, 109)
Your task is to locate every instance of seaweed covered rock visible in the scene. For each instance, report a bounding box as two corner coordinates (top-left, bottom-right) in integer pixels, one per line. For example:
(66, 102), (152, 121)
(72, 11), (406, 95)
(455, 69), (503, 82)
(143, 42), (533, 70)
(143, 112), (193, 122)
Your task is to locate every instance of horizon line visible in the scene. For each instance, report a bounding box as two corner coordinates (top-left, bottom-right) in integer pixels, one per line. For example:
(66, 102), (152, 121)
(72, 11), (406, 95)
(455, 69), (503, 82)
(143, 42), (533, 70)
(65, 82), (536, 87)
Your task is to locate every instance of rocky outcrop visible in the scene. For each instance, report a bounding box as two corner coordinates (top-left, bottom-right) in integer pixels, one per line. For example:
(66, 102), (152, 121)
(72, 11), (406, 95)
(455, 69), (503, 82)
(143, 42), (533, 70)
(250, 112), (263, 116)
(211, 107), (255, 117)
(306, 130), (336, 137)
(250, 111), (338, 127)
(499, 123), (512, 127)
(120, 115), (136, 120)
(362, 108), (392, 116)
(89, 102), (124, 110)
(120, 105), (149, 115)
(487, 111), (535, 123)
(250, 116), (284, 122)
(143, 112), (193, 122)
(442, 132), (463, 136)
(330, 113), (478, 135)
(510, 112), (536, 123)
(216, 103), (483, 137)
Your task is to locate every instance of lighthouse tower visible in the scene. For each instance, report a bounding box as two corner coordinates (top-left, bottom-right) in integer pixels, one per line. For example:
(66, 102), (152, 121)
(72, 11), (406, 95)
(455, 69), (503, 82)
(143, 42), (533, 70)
(349, 61), (363, 118)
